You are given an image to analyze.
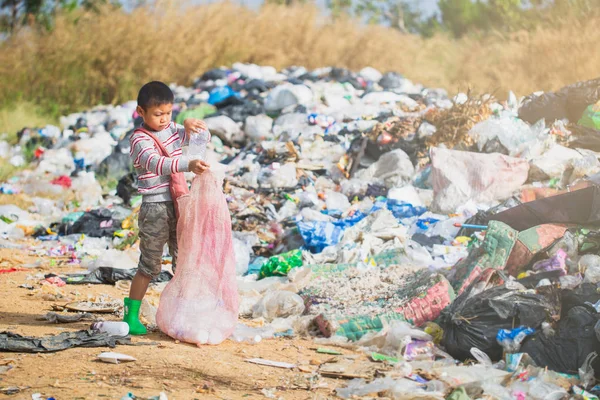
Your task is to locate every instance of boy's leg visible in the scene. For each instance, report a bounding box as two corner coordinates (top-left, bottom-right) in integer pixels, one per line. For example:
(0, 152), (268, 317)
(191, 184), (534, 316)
(129, 271), (151, 301)
(125, 202), (170, 335)
(134, 202), (171, 290)
(166, 202), (178, 275)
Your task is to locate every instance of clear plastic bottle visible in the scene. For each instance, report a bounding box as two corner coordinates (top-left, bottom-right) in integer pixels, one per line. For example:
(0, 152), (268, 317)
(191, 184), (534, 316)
(189, 129), (211, 161)
(91, 321), (130, 337)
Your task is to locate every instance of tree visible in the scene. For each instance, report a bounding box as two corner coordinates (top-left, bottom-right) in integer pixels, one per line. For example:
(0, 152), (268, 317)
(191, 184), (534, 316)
(351, 0), (432, 34)
(438, 0), (483, 37)
(0, 0), (45, 32)
(326, 0), (352, 19)
(0, 0), (120, 34)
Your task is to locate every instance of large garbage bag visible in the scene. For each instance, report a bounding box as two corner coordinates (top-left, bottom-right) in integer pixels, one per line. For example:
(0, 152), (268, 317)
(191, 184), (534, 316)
(440, 284), (558, 362)
(486, 186), (600, 231)
(116, 173), (138, 206)
(156, 172), (239, 346)
(430, 148), (529, 214)
(518, 93), (568, 125)
(97, 129), (134, 180)
(564, 78), (600, 122)
(65, 208), (121, 237)
(518, 77), (600, 124)
(568, 124), (600, 152)
(561, 283), (600, 319)
(63, 267), (172, 285)
(521, 306), (600, 377)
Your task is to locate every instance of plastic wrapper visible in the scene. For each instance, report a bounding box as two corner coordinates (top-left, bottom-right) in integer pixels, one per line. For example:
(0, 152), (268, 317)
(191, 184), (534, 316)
(251, 290), (305, 321)
(496, 326), (535, 353)
(156, 171), (239, 345)
(470, 116), (544, 156)
(579, 102), (600, 130)
(430, 147), (529, 214)
(258, 250), (303, 279)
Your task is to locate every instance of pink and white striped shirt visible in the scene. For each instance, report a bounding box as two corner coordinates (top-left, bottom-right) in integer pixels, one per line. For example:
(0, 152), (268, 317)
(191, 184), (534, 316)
(129, 122), (190, 203)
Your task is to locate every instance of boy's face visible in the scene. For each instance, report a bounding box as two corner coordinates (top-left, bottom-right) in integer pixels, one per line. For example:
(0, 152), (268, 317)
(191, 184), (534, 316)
(137, 103), (173, 132)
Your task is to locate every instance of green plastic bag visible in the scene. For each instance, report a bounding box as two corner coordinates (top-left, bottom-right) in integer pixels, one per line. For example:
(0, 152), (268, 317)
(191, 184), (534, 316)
(175, 104), (217, 124)
(258, 249), (303, 279)
(62, 211), (85, 224)
(578, 103), (600, 130)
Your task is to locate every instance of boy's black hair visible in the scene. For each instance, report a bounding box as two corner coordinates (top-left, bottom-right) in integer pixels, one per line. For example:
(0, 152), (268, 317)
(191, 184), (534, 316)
(137, 81), (174, 110)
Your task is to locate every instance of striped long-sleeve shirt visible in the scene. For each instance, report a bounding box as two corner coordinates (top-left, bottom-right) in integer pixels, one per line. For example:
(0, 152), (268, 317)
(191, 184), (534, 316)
(130, 122), (190, 203)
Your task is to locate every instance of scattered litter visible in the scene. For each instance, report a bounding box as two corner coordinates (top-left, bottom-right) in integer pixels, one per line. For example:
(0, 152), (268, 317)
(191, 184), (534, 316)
(39, 312), (95, 324)
(245, 358), (296, 369)
(0, 330), (131, 353)
(97, 351), (136, 364)
(2, 64), (600, 399)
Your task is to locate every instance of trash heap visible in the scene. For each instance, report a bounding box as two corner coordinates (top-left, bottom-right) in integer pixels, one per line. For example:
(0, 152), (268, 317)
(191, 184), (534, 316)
(2, 63), (600, 399)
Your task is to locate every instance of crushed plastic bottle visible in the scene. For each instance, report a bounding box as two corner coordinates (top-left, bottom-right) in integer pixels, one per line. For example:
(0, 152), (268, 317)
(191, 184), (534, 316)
(230, 323), (275, 344)
(91, 321), (129, 337)
(188, 129), (211, 161)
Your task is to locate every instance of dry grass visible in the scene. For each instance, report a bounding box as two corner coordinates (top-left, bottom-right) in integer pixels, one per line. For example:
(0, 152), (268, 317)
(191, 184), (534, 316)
(0, 2), (598, 120)
(0, 102), (55, 142)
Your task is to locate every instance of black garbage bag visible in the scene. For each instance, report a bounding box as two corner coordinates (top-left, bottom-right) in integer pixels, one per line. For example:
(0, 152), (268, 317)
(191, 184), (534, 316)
(485, 186), (600, 231)
(68, 209), (121, 237)
(564, 77), (600, 122)
(518, 77), (600, 125)
(568, 125), (600, 152)
(481, 137), (509, 155)
(63, 267), (172, 285)
(561, 283), (600, 319)
(380, 72), (404, 90)
(518, 92), (568, 125)
(116, 172), (138, 206)
(97, 129), (134, 180)
(217, 101), (265, 123)
(440, 284), (558, 362)
(521, 306), (600, 377)
(243, 79), (271, 93)
(200, 68), (228, 82)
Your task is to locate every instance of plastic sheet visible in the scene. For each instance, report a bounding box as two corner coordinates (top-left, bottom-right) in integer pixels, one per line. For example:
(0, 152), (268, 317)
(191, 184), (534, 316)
(430, 147), (530, 213)
(251, 290), (305, 321)
(156, 172), (239, 345)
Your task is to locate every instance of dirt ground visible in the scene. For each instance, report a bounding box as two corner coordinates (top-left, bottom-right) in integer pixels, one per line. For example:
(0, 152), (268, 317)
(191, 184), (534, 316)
(0, 246), (356, 400)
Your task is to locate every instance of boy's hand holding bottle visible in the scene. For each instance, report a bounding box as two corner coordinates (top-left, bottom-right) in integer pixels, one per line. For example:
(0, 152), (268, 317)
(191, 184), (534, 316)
(184, 118), (208, 135)
(184, 118), (211, 175)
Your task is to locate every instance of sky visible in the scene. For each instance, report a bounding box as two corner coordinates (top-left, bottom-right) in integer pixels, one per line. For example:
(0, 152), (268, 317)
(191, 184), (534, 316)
(126, 0), (440, 17)
(239, 0), (440, 16)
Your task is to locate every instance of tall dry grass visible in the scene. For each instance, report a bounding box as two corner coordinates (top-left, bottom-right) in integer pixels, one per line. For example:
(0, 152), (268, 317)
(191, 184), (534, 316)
(0, 1), (599, 120)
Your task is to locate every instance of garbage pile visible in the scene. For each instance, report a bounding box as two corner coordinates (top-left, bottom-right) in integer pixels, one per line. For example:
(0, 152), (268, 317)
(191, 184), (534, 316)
(2, 63), (600, 399)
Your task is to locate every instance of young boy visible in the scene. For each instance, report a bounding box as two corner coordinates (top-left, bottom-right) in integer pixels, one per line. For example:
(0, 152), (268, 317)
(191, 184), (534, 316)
(124, 81), (210, 335)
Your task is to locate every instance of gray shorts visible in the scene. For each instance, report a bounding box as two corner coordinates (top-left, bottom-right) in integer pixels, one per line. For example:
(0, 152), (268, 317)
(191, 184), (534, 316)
(138, 202), (177, 278)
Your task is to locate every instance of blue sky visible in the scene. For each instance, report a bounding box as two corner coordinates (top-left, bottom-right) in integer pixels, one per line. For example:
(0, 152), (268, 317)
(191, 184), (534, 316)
(143, 0), (440, 17)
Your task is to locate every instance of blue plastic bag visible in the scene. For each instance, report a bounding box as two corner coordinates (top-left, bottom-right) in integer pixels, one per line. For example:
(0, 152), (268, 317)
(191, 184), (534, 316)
(497, 326), (535, 353)
(297, 221), (345, 253)
(208, 86), (240, 105)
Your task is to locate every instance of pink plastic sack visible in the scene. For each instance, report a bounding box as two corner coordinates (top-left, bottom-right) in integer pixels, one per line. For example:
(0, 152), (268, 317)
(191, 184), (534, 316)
(156, 171), (239, 345)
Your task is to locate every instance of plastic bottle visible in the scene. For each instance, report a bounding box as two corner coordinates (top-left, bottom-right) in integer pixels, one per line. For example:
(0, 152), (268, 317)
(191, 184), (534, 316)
(189, 129), (211, 161)
(92, 321), (130, 337)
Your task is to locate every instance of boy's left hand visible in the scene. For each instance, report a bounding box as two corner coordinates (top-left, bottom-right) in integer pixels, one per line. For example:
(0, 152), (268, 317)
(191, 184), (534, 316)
(184, 118), (208, 134)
